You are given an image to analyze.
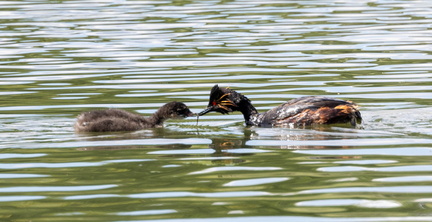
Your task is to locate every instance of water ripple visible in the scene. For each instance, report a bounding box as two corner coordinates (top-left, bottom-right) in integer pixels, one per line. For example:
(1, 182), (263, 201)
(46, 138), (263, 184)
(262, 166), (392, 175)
(318, 165), (432, 172)
(0, 196), (46, 202)
(115, 209), (177, 216)
(0, 184), (117, 192)
(0, 159), (151, 169)
(299, 186), (432, 194)
(223, 177), (289, 187)
(294, 147), (432, 156)
(188, 166), (282, 175)
(296, 199), (401, 208)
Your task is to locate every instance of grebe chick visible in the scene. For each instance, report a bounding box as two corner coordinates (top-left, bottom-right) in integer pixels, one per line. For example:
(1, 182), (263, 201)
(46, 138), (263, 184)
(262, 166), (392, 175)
(74, 101), (194, 132)
(198, 85), (361, 127)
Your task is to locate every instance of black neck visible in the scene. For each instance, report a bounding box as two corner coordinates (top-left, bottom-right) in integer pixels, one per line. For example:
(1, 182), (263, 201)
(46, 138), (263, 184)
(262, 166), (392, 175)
(236, 95), (259, 125)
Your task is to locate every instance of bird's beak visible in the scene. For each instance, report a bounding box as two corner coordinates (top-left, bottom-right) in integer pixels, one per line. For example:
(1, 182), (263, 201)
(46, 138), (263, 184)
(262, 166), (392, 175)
(198, 107), (214, 116)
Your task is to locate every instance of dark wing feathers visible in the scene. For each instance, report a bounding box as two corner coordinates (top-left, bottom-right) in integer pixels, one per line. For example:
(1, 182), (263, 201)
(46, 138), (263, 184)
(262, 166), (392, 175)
(260, 96), (360, 126)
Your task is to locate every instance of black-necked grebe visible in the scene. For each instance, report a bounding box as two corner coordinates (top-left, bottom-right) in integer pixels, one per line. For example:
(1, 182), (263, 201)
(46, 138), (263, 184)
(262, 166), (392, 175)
(198, 85), (361, 127)
(74, 101), (194, 132)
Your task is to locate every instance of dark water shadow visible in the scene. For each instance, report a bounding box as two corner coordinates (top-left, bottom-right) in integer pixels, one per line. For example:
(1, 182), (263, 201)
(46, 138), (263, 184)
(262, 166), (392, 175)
(74, 123), (375, 152)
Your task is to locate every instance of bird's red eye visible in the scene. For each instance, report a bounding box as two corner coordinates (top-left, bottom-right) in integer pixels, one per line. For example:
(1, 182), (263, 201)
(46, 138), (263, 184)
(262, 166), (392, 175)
(211, 101), (217, 106)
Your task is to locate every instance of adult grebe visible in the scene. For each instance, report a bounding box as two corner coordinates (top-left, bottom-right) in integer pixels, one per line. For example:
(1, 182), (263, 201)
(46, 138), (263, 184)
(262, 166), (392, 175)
(199, 85), (361, 127)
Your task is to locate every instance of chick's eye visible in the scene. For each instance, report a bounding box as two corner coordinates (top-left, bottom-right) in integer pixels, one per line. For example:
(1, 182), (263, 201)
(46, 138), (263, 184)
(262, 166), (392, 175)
(211, 101), (217, 106)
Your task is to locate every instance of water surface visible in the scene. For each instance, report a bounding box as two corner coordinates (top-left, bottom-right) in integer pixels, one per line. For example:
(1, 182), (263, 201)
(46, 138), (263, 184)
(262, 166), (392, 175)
(1, 0), (432, 221)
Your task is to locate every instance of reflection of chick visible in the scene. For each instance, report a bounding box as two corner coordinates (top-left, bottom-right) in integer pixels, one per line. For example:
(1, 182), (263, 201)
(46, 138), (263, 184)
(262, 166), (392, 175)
(74, 102), (194, 132)
(200, 85), (362, 127)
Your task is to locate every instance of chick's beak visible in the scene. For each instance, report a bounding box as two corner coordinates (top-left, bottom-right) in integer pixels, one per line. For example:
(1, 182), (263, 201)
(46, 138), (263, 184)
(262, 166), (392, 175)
(185, 111), (196, 117)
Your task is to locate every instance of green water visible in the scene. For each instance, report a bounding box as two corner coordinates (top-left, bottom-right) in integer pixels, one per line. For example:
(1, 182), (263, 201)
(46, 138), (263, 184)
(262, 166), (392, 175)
(1, 0), (432, 221)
